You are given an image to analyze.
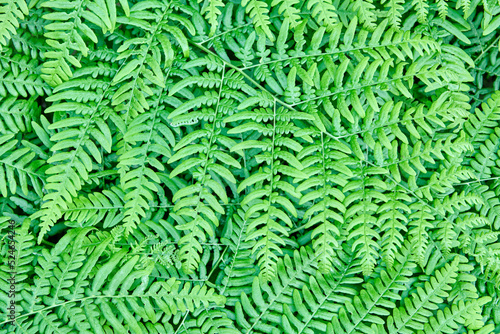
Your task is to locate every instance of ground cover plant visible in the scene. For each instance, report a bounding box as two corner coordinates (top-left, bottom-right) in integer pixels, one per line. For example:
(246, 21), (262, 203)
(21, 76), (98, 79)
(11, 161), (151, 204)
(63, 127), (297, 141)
(1, 0), (500, 332)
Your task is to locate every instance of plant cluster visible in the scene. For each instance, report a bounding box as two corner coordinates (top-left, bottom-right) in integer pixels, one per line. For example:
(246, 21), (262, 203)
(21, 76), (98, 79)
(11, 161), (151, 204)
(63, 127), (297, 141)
(1, 0), (500, 333)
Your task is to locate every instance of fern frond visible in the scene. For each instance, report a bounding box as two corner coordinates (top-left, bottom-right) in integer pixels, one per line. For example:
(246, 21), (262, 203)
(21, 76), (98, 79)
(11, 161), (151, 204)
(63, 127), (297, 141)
(385, 0), (404, 29)
(0, 50), (48, 98)
(412, 0), (430, 23)
(422, 297), (491, 333)
(0, 219), (34, 323)
(344, 164), (388, 276)
(201, 0), (224, 36)
(32, 70), (114, 242)
(3, 2), (500, 333)
(378, 184), (411, 267)
(9, 227), (225, 332)
(0, 0), (28, 46)
(0, 134), (46, 198)
(218, 208), (258, 306)
(241, 0), (274, 41)
(0, 96), (42, 134)
(385, 256), (461, 333)
(10, 29), (49, 59)
(469, 128), (500, 180)
(227, 103), (312, 280)
(272, 0), (302, 29)
(117, 75), (175, 234)
(168, 63), (242, 274)
(177, 307), (240, 334)
(40, 0), (114, 86)
(328, 242), (415, 333)
(469, 183), (500, 229)
(112, 1), (195, 129)
(234, 246), (361, 333)
(63, 186), (125, 229)
(297, 130), (353, 272)
(352, 0), (377, 31)
(307, 0), (338, 32)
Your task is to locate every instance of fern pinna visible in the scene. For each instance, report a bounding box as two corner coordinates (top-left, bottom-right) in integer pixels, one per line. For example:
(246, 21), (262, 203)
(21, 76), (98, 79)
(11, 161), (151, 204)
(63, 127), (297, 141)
(1, 0), (500, 333)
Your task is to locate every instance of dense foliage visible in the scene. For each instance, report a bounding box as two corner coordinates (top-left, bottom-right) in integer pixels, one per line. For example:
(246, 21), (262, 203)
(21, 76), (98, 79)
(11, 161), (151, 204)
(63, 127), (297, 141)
(1, 0), (500, 332)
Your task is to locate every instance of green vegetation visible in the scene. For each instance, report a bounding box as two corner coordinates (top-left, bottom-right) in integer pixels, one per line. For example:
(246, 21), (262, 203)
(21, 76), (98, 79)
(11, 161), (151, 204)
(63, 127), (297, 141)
(1, 0), (500, 332)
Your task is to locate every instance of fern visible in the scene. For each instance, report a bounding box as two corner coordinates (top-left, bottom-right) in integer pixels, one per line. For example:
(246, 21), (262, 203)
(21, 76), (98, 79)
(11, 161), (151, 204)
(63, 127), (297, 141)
(2, 1), (500, 333)
(241, 0), (274, 41)
(40, 0), (117, 86)
(200, 0), (224, 36)
(2, 227), (225, 332)
(0, 134), (46, 198)
(385, 0), (404, 29)
(234, 246), (361, 333)
(32, 58), (115, 243)
(217, 208), (258, 306)
(297, 129), (352, 273)
(272, 0), (302, 29)
(307, 0), (338, 31)
(0, 0), (28, 46)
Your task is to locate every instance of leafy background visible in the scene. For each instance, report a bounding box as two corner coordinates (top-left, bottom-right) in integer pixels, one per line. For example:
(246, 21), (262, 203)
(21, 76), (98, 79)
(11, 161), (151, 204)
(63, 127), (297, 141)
(1, 0), (500, 333)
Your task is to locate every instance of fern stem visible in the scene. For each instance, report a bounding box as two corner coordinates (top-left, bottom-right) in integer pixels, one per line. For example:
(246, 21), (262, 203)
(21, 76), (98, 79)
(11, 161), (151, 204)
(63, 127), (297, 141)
(469, 35), (500, 70)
